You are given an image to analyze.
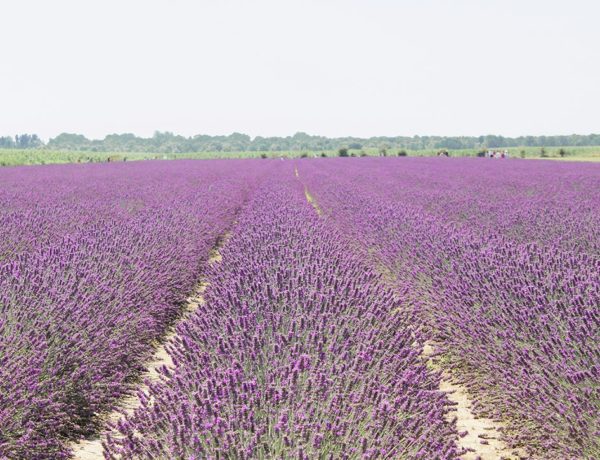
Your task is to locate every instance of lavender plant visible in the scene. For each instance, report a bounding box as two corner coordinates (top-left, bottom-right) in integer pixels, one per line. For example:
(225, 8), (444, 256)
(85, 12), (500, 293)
(300, 157), (600, 459)
(105, 174), (459, 459)
(0, 160), (264, 457)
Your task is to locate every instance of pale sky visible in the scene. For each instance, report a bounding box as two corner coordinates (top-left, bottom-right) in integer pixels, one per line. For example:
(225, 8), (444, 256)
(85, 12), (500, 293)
(1, 0), (599, 140)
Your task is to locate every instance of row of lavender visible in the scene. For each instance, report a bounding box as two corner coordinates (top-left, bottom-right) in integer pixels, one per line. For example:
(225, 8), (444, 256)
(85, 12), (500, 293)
(299, 158), (600, 459)
(104, 172), (461, 459)
(0, 161), (266, 458)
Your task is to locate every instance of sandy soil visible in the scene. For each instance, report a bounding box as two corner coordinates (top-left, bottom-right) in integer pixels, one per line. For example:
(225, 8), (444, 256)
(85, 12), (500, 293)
(304, 187), (322, 215)
(423, 343), (527, 460)
(299, 172), (526, 459)
(70, 233), (229, 459)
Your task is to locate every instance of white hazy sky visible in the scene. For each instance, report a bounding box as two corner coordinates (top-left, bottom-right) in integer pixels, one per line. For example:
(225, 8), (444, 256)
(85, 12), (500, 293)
(1, 0), (599, 140)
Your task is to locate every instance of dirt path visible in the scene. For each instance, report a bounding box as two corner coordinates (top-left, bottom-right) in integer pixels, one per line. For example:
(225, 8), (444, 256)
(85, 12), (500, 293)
(304, 187), (322, 215)
(423, 343), (527, 460)
(294, 178), (527, 459)
(70, 234), (229, 459)
(294, 165), (322, 216)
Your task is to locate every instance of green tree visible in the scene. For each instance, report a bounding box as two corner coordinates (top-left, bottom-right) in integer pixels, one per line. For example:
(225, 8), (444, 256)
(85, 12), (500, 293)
(15, 134), (43, 149)
(48, 133), (90, 150)
(0, 136), (15, 148)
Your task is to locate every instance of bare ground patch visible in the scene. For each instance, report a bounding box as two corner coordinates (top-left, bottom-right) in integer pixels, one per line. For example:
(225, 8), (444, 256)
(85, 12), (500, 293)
(70, 232), (231, 459)
(304, 187), (322, 216)
(423, 342), (528, 460)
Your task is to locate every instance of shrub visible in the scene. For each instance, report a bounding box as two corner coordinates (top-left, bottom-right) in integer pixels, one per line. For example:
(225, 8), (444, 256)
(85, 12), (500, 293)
(540, 148), (548, 158)
(476, 150), (486, 158)
(520, 150), (526, 159)
(0, 161), (253, 456)
(338, 148), (349, 157)
(559, 148), (567, 157)
(107, 155), (125, 162)
(105, 178), (457, 458)
(261, 153), (268, 159)
(300, 153), (309, 158)
(320, 152), (327, 158)
(398, 150), (408, 157)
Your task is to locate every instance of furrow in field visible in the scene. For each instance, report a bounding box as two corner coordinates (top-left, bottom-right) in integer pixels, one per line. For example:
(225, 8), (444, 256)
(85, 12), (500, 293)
(294, 162), (531, 459)
(423, 343), (527, 460)
(102, 177), (459, 458)
(0, 161), (266, 458)
(304, 186), (322, 215)
(70, 232), (231, 459)
(295, 164), (322, 216)
(300, 169), (473, 458)
(296, 158), (600, 458)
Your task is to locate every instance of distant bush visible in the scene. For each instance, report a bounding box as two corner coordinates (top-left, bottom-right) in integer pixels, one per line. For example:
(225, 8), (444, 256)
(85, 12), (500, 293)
(398, 150), (408, 157)
(107, 155), (125, 162)
(520, 150), (526, 158)
(540, 147), (548, 158)
(559, 148), (567, 157)
(300, 152), (309, 158)
(338, 148), (349, 157)
(360, 152), (368, 157)
(379, 147), (387, 157)
(350, 152), (357, 157)
(476, 149), (486, 158)
(320, 152), (327, 158)
(260, 153), (268, 159)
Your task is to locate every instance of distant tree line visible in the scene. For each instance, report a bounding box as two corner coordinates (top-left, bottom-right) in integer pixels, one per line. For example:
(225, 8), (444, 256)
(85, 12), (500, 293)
(0, 134), (43, 149)
(1, 131), (600, 152)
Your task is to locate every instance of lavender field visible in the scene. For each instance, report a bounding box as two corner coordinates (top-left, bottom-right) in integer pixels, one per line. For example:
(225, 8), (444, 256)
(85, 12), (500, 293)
(0, 158), (598, 459)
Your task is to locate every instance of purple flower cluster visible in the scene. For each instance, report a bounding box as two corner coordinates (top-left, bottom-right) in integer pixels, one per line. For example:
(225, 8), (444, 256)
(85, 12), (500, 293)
(3, 157), (596, 458)
(0, 160), (263, 457)
(300, 157), (600, 459)
(105, 174), (459, 459)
